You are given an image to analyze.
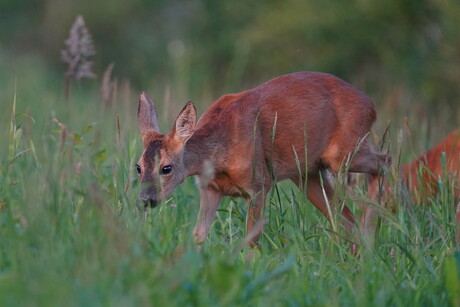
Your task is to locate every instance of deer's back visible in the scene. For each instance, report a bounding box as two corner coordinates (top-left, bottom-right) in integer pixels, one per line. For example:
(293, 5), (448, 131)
(196, 72), (376, 179)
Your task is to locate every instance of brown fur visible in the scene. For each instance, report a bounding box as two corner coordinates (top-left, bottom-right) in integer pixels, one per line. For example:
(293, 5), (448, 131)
(364, 128), (460, 198)
(359, 128), (460, 232)
(399, 129), (460, 199)
(137, 72), (389, 246)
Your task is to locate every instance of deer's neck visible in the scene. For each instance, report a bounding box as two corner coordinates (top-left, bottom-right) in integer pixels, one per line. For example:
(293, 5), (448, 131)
(183, 129), (222, 177)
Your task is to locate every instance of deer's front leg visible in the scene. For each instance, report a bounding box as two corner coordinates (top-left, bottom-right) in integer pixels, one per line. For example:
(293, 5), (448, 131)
(193, 187), (222, 244)
(246, 189), (269, 248)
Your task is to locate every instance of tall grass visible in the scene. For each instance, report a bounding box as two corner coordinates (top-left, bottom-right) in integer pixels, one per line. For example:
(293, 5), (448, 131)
(0, 69), (459, 306)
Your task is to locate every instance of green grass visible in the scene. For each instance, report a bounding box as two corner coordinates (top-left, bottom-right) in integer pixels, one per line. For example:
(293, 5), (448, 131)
(0, 71), (459, 307)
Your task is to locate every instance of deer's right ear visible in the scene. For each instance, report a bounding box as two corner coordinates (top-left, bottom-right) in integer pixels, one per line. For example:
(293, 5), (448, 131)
(138, 92), (160, 135)
(173, 100), (196, 144)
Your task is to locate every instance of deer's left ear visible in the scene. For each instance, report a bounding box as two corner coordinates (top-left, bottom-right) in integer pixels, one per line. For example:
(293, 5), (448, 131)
(138, 92), (160, 134)
(173, 100), (196, 143)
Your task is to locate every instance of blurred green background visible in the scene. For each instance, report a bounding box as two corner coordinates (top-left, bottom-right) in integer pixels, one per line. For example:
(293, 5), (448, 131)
(1, 0), (460, 122)
(1, 2), (460, 305)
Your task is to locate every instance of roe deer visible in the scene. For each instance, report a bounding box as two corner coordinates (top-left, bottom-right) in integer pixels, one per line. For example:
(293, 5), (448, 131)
(402, 128), (460, 198)
(358, 128), (460, 231)
(367, 128), (460, 200)
(136, 72), (389, 247)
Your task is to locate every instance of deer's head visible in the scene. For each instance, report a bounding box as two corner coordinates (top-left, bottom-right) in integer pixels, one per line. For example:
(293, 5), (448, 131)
(136, 92), (196, 207)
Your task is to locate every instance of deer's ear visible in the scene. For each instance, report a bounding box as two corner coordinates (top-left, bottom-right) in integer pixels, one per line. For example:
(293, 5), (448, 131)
(173, 100), (196, 143)
(138, 92), (160, 135)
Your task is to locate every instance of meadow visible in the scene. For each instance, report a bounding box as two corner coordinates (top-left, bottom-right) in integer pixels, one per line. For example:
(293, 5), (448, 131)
(1, 1), (460, 304)
(0, 58), (459, 306)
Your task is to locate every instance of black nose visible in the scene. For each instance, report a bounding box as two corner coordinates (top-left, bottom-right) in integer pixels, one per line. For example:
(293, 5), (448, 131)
(144, 199), (159, 208)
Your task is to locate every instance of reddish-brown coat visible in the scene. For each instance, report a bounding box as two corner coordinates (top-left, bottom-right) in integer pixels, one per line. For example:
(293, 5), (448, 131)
(353, 129), (460, 235)
(137, 72), (389, 246)
(402, 128), (460, 198)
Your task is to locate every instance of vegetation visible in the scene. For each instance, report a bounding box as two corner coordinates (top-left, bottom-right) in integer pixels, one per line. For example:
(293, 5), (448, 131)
(0, 1), (459, 306)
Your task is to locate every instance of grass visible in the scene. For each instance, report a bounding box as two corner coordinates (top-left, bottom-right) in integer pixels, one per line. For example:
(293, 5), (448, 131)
(0, 68), (459, 306)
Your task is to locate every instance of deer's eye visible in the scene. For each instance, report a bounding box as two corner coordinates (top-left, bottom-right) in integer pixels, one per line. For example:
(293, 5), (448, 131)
(136, 164), (141, 175)
(161, 165), (172, 175)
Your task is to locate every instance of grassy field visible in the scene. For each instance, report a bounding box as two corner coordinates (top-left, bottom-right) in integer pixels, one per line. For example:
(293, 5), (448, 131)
(0, 65), (459, 306)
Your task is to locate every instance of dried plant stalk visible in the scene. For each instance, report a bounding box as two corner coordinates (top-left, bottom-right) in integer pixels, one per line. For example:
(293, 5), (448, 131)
(61, 15), (96, 101)
(101, 63), (116, 108)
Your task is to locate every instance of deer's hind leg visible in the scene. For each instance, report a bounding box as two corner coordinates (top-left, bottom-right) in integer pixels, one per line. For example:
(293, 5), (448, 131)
(297, 170), (355, 234)
(345, 140), (391, 236)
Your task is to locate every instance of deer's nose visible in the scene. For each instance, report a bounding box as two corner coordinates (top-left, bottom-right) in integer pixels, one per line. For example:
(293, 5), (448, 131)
(144, 198), (159, 208)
